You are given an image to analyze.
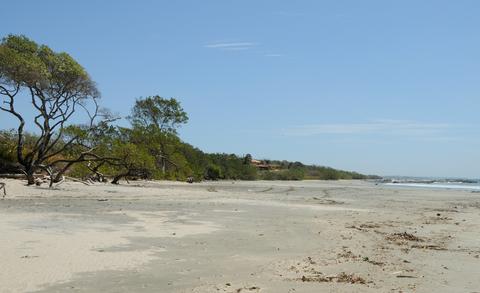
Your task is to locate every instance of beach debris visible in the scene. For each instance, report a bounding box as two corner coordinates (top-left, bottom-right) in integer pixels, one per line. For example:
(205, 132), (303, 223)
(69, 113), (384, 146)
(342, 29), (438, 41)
(346, 225), (365, 231)
(300, 272), (366, 284)
(361, 223), (381, 229)
(306, 256), (316, 265)
(289, 256), (368, 285)
(235, 286), (260, 292)
(0, 182), (5, 197)
(431, 208), (459, 213)
(300, 275), (332, 283)
(396, 275), (418, 278)
(424, 214), (453, 224)
(65, 176), (92, 185)
(386, 232), (423, 243)
(97, 199), (109, 202)
(362, 256), (384, 266)
(336, 272), (367, 284)
(346, 222), (381, 231)
(259, 187), (274, 192)
(356, 223), (381, 229)
(20, 255), (39, 259)
(337, 250), (360, 260)
(312, 197), (344, 205)
(207, 186), (217, 192)
(411, 244), (447, 251)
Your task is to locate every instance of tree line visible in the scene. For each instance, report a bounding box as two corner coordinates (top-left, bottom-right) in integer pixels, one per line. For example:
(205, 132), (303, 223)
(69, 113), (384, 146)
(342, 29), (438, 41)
(0, 35), (376, 186)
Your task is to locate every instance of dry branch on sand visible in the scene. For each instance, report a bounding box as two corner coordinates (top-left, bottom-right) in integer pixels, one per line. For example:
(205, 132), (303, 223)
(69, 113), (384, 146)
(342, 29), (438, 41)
(0, 182), (5, 197)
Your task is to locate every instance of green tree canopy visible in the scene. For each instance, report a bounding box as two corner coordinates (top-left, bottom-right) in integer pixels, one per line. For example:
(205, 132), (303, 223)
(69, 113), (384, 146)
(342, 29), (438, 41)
(129, 96), (188, 134)
(0, 34), (106, 185)
(0, 34), (97, 97)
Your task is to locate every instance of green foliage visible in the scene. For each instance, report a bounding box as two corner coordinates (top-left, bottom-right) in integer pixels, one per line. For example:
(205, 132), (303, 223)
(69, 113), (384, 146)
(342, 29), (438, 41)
(0, 34), (96, 96)
(129, 96), (188, 134)
(0, 35), (46, 86)
(205, 165), (222, 180)
(259, 168), (305, 181)
(111, 142), (156, 177)
(0, 130), (18, 172)
(255, 160), (372, 181)
(207, 153), (257, 180)
(303, 165), (370, 180)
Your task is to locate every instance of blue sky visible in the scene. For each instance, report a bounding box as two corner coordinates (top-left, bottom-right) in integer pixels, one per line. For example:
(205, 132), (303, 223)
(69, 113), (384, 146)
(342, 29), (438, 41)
(1, 1), (480, 178)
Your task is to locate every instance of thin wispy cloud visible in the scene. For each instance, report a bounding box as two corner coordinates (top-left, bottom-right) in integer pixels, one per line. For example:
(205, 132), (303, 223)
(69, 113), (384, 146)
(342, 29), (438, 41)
(204, 42), (256, 51)
(283, 120), (454, 137)
(205, 41), (285, 58)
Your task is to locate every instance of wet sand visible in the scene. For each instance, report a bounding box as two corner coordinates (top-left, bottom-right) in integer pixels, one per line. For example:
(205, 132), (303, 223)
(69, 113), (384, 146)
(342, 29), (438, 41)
(1, 179), (479, 292)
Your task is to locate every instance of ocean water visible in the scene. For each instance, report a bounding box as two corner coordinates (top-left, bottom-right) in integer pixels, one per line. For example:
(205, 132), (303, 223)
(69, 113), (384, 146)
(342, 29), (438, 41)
(385, 182), (480, 191)
(382, 177), (480, 191)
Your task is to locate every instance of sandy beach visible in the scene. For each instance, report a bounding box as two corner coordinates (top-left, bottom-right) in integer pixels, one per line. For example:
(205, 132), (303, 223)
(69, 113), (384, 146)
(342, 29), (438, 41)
(1, 179), (479, 293)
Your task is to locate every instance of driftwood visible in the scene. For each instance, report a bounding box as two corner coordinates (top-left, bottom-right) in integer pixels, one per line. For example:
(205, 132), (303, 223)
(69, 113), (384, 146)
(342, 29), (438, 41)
(85, 161), (108, 182)
(65, 176), (91, 186)
(0, 173), (101, 188)
(0, 173), (51, 180)
(0, 182), (6, 197)
(0, 173), (27, 179)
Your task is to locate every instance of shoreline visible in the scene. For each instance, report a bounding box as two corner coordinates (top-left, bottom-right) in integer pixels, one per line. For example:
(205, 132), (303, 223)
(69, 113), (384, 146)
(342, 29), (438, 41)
(384, 182), (480, 191)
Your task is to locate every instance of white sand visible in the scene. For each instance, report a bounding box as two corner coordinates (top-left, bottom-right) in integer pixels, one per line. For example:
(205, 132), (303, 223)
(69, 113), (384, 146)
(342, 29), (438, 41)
(0, 180), (219, 292)
(1, 179), (479, 292)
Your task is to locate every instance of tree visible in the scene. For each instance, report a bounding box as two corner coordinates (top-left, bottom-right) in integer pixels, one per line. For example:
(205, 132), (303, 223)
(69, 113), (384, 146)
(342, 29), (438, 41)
(129, 96), (188, 134)
(128, 96), (188, 174)
(243, 154), (252, 165)
(0, 34), (113, 185)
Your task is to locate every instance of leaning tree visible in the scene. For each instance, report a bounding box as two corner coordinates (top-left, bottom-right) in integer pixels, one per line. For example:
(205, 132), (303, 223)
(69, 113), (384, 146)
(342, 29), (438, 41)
(0, 34), (113, 186)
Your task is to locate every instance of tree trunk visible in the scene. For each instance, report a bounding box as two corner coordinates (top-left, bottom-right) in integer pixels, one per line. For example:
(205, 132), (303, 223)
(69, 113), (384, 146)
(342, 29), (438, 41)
(111, 173), (128, 185)
(26, 169), (35, 185)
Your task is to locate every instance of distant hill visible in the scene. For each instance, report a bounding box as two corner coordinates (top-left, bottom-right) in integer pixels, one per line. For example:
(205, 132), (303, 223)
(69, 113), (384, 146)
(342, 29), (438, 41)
(248, 158), (380, 181)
